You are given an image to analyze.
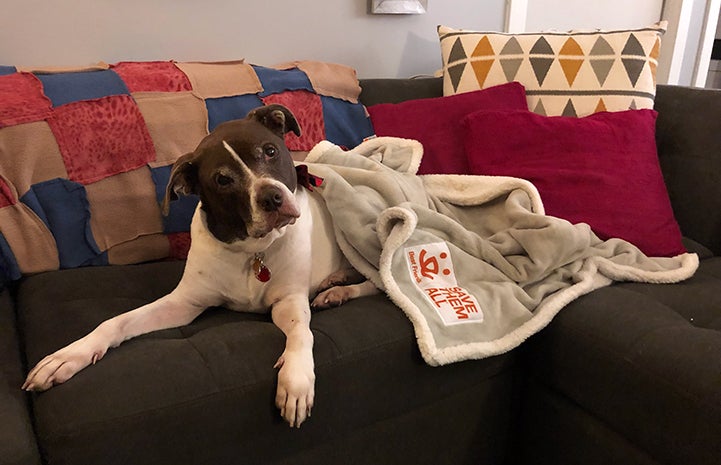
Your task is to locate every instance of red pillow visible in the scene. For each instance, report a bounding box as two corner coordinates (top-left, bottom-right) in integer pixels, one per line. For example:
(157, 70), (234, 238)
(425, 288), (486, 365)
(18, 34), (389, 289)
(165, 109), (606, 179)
(367, 82), (527, 175)
(462, 109), (686, 257)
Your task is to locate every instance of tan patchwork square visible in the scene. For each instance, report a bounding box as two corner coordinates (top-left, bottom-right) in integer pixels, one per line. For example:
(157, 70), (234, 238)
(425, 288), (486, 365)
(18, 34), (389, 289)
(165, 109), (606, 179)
(85, 166), (164, 252)
(107, 234), (170, 265)
(0, 121), (68, 198)
(134, 91), (209, 168)
(0, 204), (59, 274)
(176, 60), (263, 99)
(275, 60), (361, 103)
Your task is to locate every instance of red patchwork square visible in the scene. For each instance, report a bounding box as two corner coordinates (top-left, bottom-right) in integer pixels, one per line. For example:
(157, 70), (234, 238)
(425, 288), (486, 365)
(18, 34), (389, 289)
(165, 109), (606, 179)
(48, 95), (156, 184)
(0, 175), (16, 207)
(261, 90), (325, 151)
(112, 61), (193, 93)
(168, 232), (191, 259)
(0, 73), (52, 127)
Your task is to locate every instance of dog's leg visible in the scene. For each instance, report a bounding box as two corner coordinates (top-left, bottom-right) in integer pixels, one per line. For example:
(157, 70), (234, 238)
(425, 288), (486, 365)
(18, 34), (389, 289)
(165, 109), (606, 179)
(22, 292), (206, 392)
(316, 267), (366, 293)
(270, 293), (315, 428)
(312, 267), (380, 310)
(311, 280), (380, 310)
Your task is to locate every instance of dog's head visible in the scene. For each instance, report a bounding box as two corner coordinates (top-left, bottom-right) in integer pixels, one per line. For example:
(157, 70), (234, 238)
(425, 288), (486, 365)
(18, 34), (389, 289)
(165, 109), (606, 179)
(163, 104), (302, 244)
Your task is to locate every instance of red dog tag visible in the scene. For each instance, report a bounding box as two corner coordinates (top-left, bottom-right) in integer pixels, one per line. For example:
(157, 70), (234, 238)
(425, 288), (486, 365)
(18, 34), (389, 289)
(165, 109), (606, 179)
(252, 254), (271, 282)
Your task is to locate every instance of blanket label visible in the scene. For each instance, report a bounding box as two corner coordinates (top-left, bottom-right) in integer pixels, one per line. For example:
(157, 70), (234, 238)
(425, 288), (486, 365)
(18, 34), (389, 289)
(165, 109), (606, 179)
(405, 242), (483, 326)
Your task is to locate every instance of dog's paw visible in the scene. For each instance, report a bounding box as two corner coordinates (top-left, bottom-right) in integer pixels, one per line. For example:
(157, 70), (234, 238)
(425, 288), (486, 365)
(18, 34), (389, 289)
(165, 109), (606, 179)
(22, 337), (108, 392)
(274, 350), (315, 428)
(316, 268), (365, 293)
(311, 285), (357, 310)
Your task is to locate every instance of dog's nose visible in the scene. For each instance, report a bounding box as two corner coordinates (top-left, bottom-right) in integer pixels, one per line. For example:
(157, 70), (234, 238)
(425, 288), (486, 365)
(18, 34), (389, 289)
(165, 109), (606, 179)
(259, 185), (284, 212)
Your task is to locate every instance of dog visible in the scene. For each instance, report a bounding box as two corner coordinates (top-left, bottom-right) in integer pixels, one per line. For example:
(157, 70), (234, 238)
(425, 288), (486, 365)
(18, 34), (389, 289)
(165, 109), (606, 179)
(23, 104), (378, 428)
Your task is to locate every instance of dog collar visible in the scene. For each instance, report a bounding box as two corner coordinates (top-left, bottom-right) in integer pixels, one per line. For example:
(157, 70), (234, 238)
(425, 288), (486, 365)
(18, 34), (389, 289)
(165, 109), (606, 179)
(296, 165), (323, 191)
(252, 253), (271, 282)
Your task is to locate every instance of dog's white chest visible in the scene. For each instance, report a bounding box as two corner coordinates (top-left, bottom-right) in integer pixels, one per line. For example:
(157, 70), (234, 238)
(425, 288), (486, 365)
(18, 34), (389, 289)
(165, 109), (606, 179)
(181, 224), (282, 313)
(178, 188), (344, 314)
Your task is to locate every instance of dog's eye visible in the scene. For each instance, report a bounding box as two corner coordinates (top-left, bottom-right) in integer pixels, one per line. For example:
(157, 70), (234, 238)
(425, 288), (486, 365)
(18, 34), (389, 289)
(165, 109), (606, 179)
(216, 174), (234, 186)
(263, 144), (278, 158)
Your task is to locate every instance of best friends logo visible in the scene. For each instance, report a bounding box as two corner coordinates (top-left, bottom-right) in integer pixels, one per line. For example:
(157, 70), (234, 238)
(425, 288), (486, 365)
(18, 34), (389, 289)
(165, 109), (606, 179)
(405, 242), (483, 326)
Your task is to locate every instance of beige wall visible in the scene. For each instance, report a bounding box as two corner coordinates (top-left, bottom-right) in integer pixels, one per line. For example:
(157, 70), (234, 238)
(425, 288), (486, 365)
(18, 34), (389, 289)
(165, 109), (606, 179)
(524, 0), (663, 31)
(0, 0), (504, 78)
(3, 1), (687, 80)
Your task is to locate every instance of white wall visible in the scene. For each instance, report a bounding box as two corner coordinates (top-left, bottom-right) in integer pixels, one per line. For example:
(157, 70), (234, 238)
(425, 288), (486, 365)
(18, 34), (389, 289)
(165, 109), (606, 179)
(524, 0), (663, 31)
(6, 0), (706, 85)
(0, 0), (505, 78)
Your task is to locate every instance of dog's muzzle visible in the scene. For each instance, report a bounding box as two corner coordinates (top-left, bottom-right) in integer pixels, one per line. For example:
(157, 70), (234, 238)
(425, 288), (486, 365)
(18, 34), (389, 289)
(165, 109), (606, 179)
(251, 183), (300, 238)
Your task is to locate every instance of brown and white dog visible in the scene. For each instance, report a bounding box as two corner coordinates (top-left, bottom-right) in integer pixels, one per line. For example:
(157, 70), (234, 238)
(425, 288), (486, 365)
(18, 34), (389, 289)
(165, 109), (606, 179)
(23, 104), (377, 428)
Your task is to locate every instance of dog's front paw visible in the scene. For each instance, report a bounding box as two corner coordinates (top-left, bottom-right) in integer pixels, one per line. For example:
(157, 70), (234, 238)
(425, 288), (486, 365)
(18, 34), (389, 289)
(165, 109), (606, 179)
(273, 350), (315, 428)
(22, 336), (109, 392)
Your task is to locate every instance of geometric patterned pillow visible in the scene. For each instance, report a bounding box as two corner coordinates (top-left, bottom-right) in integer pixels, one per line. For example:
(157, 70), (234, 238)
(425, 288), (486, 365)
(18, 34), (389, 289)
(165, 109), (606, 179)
(438, 21), (666, 117)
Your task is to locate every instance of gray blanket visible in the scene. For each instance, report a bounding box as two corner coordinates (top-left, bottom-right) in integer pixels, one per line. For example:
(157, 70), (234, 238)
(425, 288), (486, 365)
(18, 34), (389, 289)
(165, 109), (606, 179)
(303, 137), (699, 366)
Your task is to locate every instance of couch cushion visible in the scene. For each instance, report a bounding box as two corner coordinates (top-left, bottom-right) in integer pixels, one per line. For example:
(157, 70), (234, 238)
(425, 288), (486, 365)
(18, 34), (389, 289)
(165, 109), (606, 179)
(18, 261), (517, 464)
(367, 82), (528, 175)
(438, 22), (666, 117)
(0, 289), (42, 465)
(461, 108), (685, 257)
(522, 256), (721, 465)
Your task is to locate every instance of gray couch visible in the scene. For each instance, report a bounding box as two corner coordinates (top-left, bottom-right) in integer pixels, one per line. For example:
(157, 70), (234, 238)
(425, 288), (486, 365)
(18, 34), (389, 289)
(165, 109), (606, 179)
(3, 77), (720, 465)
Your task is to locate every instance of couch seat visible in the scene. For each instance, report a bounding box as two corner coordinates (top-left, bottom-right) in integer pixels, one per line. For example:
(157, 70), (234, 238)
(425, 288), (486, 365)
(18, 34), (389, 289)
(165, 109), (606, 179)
(516, 255), (721, 465)
(18, 260), (518, 465)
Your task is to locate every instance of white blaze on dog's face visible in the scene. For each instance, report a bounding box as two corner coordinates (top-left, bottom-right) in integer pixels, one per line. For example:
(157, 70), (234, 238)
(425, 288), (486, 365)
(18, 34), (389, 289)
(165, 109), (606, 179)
(163, 105), (302, 244)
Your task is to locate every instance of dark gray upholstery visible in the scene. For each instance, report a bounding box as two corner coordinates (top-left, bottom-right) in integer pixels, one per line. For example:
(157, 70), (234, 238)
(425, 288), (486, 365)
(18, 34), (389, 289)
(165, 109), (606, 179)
(514, 258), (721, 465)
(654, 85), (721, 254)
(2, 78), (720, 465)
(0, 289), (41, 465)
(17, 263), (517, 465)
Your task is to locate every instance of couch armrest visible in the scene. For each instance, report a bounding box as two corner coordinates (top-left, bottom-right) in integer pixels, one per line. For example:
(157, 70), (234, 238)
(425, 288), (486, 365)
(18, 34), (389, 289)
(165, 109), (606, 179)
(655, 85), (721, 255)
(0, 288), (42, 465)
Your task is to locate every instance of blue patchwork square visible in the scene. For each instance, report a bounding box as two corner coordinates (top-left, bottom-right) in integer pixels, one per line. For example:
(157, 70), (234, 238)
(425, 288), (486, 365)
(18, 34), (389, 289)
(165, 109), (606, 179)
(321, 96), (374, 149)
(36, 69), (130, 107)
(254, 65), (314, 97)
(206, 94), (263, 131)
(0, 232), (21, 286)
(21, 179), (106, 268)
(0, 66), (16, 76)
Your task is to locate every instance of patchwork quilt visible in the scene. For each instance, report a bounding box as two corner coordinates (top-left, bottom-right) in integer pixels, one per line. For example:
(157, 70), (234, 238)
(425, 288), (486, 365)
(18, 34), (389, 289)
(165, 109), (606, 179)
(303, 137), (698, 365)
(0, 60), (373, 285)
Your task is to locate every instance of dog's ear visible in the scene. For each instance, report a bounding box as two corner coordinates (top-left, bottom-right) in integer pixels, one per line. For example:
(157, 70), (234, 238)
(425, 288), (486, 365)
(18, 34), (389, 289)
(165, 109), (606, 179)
(162, 152), (198, 216)
(249, 104), (302, 138)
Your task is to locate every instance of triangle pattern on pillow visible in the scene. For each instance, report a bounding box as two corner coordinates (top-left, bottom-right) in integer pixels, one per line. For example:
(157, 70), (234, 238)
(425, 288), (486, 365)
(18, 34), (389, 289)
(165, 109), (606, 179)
(449, 38), (467, 63)
(438, 22), (666, 116)
(448, 63), (466, 93)
(590, 58), (614, 86)
(529, 37), (555, 86)
(499, 36), (524, 82)
(562, 99), (577, 117)
(622, 58), (646, 87)
(559, 38), (584, 86)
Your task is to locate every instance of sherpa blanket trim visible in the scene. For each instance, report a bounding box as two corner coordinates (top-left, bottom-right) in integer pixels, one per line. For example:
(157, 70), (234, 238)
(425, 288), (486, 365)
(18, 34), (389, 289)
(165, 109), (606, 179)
(304, 137), (699, 366)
